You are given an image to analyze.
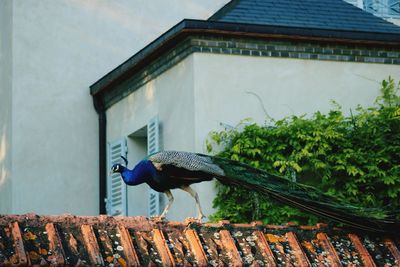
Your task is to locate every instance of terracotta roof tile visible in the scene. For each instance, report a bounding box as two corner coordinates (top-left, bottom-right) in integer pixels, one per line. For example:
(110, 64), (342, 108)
(0, 214), (399, 266)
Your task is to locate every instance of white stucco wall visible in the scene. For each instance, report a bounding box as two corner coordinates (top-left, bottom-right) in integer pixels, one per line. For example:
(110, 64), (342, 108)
(0, 0), (228, 215)
(107, 55), (197, 220)
(0, 0), (13, 214)
(193, 53), (400, 150)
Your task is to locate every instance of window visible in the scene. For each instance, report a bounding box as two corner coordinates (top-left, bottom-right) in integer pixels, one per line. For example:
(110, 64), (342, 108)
(364, 0), (400, 18)
(345, 0), (400, 18)
(107, 116), (163, 217)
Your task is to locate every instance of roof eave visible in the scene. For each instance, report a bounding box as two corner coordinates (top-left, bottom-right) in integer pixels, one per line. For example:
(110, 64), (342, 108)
(90, 19), (400, 96)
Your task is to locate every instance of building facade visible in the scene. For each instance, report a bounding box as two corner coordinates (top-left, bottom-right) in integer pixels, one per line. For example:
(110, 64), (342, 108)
(91, 0), (400, 220)
(0, 0), (227, 216)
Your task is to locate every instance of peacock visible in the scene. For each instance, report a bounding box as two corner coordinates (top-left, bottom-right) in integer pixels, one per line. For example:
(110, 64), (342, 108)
(110, 150), (400, 234)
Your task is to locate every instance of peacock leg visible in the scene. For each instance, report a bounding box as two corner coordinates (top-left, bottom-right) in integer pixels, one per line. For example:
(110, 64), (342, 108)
(159, 190), (174, 219)
(180, 185), (206, 221)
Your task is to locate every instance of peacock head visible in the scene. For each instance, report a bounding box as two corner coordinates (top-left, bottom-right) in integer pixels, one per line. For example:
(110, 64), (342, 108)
(110, 156), (129, 175)
(110, 163), (123, 174)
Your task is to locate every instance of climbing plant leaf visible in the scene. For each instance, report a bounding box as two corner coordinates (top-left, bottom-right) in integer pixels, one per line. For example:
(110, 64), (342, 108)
(208, 77), (400, 225)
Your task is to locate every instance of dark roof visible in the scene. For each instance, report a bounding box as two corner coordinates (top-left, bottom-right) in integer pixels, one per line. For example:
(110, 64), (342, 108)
(1, 214), (400, 266)
(209, 0), (400, 34)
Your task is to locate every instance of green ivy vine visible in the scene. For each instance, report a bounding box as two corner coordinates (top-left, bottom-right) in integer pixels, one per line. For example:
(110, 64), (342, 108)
(207, 77), (400, 225)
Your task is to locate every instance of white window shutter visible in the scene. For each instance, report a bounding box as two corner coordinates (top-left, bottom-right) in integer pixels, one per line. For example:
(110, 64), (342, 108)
(147, 115), (161, 217)
(106, 138), (128, 216)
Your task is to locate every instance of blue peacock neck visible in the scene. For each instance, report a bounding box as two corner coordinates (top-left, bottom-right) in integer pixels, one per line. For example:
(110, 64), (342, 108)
(120, 160), (156, 186)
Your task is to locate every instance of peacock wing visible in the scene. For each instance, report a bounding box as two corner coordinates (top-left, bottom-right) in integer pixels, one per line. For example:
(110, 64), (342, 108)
(148, 151), (225, 177)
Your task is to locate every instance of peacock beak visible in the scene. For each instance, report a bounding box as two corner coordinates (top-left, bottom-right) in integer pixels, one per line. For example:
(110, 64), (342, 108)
(109, 170), (113, 176)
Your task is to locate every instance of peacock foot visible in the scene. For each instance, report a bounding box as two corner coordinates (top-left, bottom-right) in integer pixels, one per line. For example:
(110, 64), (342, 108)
(184, 215), (205, 224)
(197, 212), (206, 222)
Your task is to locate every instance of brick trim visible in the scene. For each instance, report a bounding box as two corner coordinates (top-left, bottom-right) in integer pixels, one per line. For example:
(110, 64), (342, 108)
(103, 35), (400, 109)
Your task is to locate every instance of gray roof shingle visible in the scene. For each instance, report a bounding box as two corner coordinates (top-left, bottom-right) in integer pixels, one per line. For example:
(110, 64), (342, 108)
(209, 0), (400, 34)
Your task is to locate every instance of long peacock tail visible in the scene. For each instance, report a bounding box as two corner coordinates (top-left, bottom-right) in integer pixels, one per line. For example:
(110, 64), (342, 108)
(148, 151), (399, 234)
(210, 155), (400, 234)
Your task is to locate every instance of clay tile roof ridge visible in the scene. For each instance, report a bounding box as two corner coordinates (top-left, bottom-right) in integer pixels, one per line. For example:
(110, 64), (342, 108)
(0, 214), (399, 266)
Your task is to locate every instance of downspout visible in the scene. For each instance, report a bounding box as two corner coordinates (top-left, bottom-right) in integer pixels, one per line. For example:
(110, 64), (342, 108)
(93, 95), (107, 214)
